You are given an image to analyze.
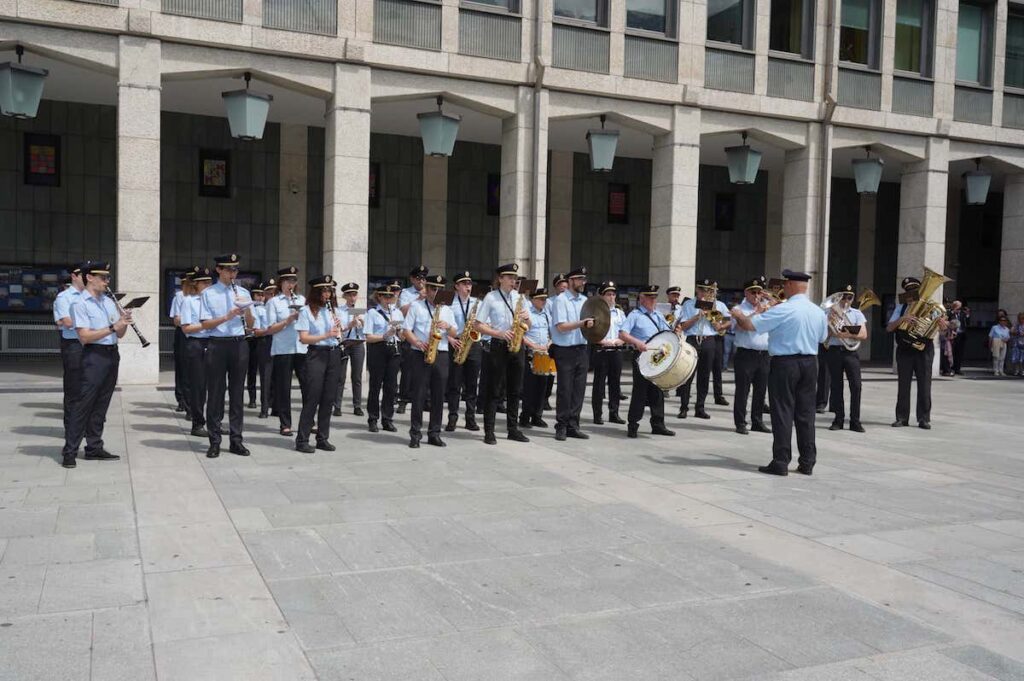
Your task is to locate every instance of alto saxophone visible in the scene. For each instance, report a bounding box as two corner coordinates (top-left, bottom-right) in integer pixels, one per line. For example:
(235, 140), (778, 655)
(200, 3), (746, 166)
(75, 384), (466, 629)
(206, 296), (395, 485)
(453, 300), (480, 366)
(509, 293), (527, 354)
(424, 302), (444, 365)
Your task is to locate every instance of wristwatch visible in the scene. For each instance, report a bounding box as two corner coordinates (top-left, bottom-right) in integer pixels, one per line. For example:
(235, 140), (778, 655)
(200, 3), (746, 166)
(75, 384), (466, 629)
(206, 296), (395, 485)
(109, 324), (116, 334)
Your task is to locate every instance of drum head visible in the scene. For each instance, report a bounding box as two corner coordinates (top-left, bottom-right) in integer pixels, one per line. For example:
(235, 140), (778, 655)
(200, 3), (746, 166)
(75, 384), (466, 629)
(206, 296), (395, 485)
(638, 331), (680, 379)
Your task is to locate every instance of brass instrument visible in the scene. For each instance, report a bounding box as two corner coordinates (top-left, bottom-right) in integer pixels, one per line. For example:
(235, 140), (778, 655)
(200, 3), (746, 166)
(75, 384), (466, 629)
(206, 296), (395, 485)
(665, 311), (676, 326)
(855, 288), (880, 312)
(821, 293), (859, 351)
(105, 287), (150, 347)
(424, 301), (443, 365)
(509, 293), (527, 354)
(453, 300), (480, 366)
(704, 308), (727, 336)
(232, 283), (254, 339)
(897, 267), (952, 351)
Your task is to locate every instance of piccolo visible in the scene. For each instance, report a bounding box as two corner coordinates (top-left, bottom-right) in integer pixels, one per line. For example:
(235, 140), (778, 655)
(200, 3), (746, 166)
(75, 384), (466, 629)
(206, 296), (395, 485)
(105, 287), (150, 348)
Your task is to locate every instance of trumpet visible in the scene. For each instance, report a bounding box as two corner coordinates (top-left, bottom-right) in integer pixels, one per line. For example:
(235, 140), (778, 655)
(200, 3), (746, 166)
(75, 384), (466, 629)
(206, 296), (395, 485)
(232, 283), (254, 339)
(105, 287), (150, 348)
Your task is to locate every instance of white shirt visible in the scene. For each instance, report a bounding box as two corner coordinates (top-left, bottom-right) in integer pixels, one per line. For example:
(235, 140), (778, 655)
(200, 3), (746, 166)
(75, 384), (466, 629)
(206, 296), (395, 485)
(601, 306), (625, 343)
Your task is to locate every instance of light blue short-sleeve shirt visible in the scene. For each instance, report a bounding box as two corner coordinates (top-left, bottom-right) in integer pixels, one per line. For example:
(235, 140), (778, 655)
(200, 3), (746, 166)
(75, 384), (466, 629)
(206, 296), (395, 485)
(169, 290), (184, 319)
(53, 287), (84, 340)
(200, 281), (252, 338)
(990, 324), (1011, 341)
(295, 305), (341, 347)
(750, 294), (828, 356)
(525, 306), (550, 346)
(450, 295), (480, 335)
(681, 298), (730, 338)
(340, 303), (366, 342)
(366, 304), (404, 338)
(732, 299), (770, 351)
(476, 289), (522, 334)
(72, 292), (120, 346)
(601, 306), (625, 343)
(266, 293), (308, 355)
(550, 290), (587, 346)
(827, 306), (867, 347)
(180, 296), (210, 339)
(399, 286), (422, 310)
(620, 307), (670, 342)
(403, 299), (455, 352)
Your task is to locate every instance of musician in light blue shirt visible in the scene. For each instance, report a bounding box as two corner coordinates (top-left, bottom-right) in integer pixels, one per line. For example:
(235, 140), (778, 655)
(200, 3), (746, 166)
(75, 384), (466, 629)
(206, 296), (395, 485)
(365, 285), (404, 433)
(179, 267), (212, 436)
(294, 275), (345, 453)
(592, 281), (627, 426)
(823, 284), (868, 433)
(444, 271), (481, 433)
(730, 277), (772, 436)
(333, 281), (366, 419)
(250, 278), (276, 419)
(54, 262), (87, 432)
(676, 279), (732, 420)
(618, 284), (675, 438)
(549, 266), (594, 440)
(263, 267), (306, 436)
(520, 288), (552, 428)
(402, 274), (457, 448)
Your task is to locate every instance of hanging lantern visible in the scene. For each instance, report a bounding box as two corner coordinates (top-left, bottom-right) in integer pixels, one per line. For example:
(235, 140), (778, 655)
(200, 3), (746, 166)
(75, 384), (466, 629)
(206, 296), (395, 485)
(221, 72), (273, 141)
(417, 96), (461, 157)
(0, 46), (48, 119)
(725, 131), (762, 185)
(586, 115), (619, 172)
(963, 159), (991, 206)
(852, 146), (884, 195)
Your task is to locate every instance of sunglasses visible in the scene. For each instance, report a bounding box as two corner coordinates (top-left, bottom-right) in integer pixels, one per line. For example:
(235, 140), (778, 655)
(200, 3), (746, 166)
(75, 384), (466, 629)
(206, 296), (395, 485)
(220, 266), (239, 272)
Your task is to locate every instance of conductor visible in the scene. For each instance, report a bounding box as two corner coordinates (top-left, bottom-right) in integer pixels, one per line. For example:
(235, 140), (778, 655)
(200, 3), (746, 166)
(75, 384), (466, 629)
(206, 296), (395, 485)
(731, 269), (827, 476)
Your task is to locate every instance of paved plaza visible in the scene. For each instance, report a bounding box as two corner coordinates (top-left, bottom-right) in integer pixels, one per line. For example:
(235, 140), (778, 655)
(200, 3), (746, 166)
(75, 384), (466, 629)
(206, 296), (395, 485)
(2, 364), (1024, 681)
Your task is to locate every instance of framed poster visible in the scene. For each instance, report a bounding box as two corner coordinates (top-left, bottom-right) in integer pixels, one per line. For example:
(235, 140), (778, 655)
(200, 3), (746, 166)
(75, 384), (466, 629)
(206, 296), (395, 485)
(714, 193), (735, 231)
(608, 183), (629, 224)
(486, 174), (501, 216)
(198, 149), (231, 198)
(369, 162), (381, 208)
(24, 133), (61, 187)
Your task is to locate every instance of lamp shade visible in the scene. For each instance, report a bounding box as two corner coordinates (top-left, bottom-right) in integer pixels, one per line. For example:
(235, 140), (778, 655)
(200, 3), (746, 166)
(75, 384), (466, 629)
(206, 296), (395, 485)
(221, 89), (273, 140)
(963, 168), (991, 206)
(725, 144), (762, 184)
(417, 111), (461, 157)
(586, 129), (619, 172)
(852, 157), (884, 194)
(0, 62), (48, 119)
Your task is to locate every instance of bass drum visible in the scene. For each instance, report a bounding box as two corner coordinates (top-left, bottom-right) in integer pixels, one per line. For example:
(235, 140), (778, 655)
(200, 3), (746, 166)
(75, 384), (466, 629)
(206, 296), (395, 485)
(638, 331), (698, 391)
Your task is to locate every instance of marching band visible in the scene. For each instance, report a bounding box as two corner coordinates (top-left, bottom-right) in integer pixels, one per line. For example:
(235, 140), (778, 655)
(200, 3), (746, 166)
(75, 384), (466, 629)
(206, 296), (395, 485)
(54, 252), (950, 477)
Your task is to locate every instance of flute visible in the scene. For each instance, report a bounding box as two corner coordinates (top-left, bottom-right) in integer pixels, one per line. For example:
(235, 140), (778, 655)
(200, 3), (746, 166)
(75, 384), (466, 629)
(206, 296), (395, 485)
(105, 287), (150, 347)
(231, 283), (254, 339)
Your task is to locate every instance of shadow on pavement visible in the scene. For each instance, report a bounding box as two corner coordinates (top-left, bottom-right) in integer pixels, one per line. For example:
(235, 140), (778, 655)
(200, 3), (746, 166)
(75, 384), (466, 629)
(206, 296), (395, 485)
(641, 453), (752, 471)
(12, 425), (64, 439)
(130, 423), (185, 435)
(137, 439), (196, 452)
(20, 402), (63, 410)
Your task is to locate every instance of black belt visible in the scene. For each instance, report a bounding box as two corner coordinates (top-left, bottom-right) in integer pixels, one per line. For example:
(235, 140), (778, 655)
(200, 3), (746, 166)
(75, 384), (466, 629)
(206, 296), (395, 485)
(736, 347), (768, 354)
(308, 345), (341, 352)
(772, 354), (817, 360)
(85, 344), (118, 352)
(207, 336), (246, 342)
(826, 345), (857, 353)
(60, 337), (79, 346)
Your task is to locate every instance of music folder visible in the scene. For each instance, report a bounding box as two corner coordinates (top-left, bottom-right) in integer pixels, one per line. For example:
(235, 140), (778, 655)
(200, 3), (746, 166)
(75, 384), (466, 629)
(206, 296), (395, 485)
(434, 290), (455, 306)
(121, 296), (150, 310)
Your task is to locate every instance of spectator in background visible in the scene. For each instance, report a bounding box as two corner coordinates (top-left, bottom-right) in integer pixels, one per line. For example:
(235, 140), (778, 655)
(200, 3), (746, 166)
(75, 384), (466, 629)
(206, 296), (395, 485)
(989, 315), (1011, 377)
(950, 302), (970, 375)
(1008, 313), (1024, 377)
(940, 299), (958, 376)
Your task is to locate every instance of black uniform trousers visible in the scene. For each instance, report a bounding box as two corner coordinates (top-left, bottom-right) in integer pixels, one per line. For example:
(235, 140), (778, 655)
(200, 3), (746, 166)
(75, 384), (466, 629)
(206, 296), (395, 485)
(409, 351), (450, 439)
(826, 345), (862, 424)
(298, 346), (342, 446)
(60, 337), (83, 431)
(627, 357), (666, 428)
(767, 354), (817, 469)
(246, 337), (259, 404)
(712, 335), (725, 399)
(591, 349), (622, 418)
(255, 336), (273, 414)
(895, 342), (933, 424)
(447, 343), (481, 420)
(952, 333), (966, 373)
(815, 345), (830, 409)
(173, 327), (189, 412)
(367, 342), (401, 424)
(477, 343), (491, 415)
(484, 340), (525, 434)
(733, 347), (769, 428)
(185, 337), (209, 429)
(550, 344), (589, 432)
(205, 337), (248, 447)
(272, 353), (307, 430)
(679, 336), (716, 411)
(520, 351), (547, 420)
(335, 341), (365, 411)
(398, 342), (414, 404)
(61, 344), (119, 458)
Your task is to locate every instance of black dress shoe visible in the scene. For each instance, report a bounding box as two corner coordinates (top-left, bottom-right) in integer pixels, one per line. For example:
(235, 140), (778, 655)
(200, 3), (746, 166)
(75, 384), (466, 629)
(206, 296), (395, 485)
(368, 421), (379, 433)
(296, 443), (316, 454)
(382, 421), (397, 432)
(918, 421), (931, 430)
(627, 425), (639, 438)
(554, 428), (567, 441)
(465, 418), (480, 432)
(608, 413), (625, 424)
(408, 438), (420, 449)
(593, 415), (604, 425)
(829, 420), (843, 431)
(508, 430), (530, 443)
(206, 445), (220, 459)
(396, 402), (407, 414)
(816, 405), (827, 414)
(248, 401), (257, 409)
(531, 417), (548, 428)
(735, 425), (749, 435)
(714, 397), (730, 406)
(677, 408), (688, 419)
(751, 422), (771, 433)
(445, 417), (457, 432)
(62, 456), (77, 469)
(796, 464), (814, 476)
(191, 427), (209, 438)
(83, 449), (120, 461)
(496, 404), (506, 414)
(316, 441), (336, 452)
(175, 404), (186, 412)
(519, 414), (533, 428)
(567, 429), (589, 439)
(758, 464), (788, 476)
(891, 420), (909, 427)
(258, 412), (268, 419)
(850, 422), (865, 433)
(651, 426), (675, 436)
(279, 427), (292, 436)
(353, 407), (364, 416)
(332, 407), (342, 417)
(427, 435), (446, 447)
(484, 432), (497, 445)
(229, 443), (250, 457)
(543, 400), (552, 411)
(694, 410), (711, 420)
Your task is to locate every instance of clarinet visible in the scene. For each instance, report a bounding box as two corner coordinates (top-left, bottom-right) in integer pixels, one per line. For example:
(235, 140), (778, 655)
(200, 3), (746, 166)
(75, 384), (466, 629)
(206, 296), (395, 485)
(105, 287), (150, 347)
(231, 283), (254, 339)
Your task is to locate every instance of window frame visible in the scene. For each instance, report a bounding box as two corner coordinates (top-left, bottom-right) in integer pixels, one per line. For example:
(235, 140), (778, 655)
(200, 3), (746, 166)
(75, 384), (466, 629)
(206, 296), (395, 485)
(955, 0), (995, 87)
(705, 0), (756, 52)
(1005, 3), (1024, 91)
(625, 0), (677, 40)
(460, 0), (521, 15)
(893, 0), (936, 78)
(838, 0), (883, 71)
(552, 0), (609, 28)
(768, 0), (816, 61)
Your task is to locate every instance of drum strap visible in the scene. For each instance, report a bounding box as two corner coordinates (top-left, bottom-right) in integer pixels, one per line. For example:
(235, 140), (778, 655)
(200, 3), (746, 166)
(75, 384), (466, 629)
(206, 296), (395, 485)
(641, 312), (663, 342)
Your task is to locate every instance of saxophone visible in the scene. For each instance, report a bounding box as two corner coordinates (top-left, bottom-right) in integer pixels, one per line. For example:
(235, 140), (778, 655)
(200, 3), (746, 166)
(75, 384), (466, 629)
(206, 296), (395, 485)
(453, 300), (480, 366)
(509, 293), (527, 354)
(424, 301), (444, 365)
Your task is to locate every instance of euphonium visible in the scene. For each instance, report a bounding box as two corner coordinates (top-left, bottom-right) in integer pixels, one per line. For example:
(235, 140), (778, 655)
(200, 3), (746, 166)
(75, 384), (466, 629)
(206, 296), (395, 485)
(897, 267), (952, 351)
(424, 301), (444, 365)
(453, 300), (480, 366)
(821, 293), (859, 351)
(509, 293), (527, 354)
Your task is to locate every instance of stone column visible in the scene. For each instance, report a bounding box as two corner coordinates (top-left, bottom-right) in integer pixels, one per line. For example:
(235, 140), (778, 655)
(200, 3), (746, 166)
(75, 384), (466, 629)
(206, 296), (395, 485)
(999, 174), (1024, 315)
(649, 105), (700, 296)
(856, 193), (877, 360)
(547, 149), (573, 281)
(279, 124), (308, 276)
(500, 86), (547, 279)
(943, 182), (961, 300)
(324, 63), (371, 290)
(421, 155), (448, 272)
(764, 170), (783, 277)
(781, 122), (828, 298)
(116, 36), (161, 385)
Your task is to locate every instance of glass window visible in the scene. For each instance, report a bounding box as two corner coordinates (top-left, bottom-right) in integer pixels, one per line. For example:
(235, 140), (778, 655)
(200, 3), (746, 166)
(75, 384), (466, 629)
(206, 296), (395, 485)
(708, 0), (751, 47)
(956, 2), (992, 84)
(840, 0), (877, 66)
(770, 0), (806, 55)
(468, 0), (512, 8)
(1007, 6), (1024, 89)
(554, 0), (599, 22)
(895, 0), (923, 72)
(627, 0), (667, 34)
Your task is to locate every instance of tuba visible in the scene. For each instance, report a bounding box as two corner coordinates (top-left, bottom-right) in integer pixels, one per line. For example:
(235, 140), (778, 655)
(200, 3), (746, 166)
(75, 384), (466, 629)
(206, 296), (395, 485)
(821, 293), (860, 351)
(896, 267), (952, 351)
(424, 301), (444, 365)
(855, 288), (880, 312)
(453, 300), (480, 365)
